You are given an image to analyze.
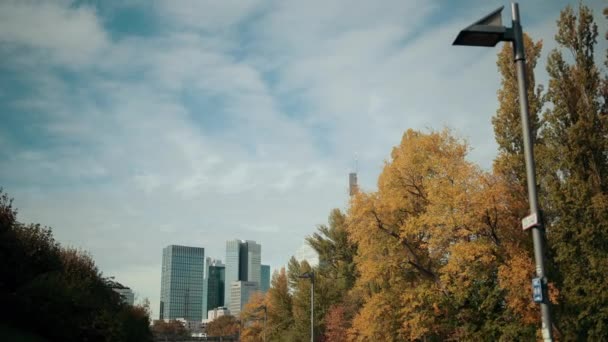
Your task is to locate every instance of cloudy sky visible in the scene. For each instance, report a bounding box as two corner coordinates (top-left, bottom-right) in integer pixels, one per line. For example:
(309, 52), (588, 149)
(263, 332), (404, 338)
(1, 0), (605, 318)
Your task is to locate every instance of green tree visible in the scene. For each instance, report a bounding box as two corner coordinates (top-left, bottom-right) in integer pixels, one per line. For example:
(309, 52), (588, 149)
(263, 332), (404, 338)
(493, 33), (545, 188)
(306, 208), (359, 339)
(491, 31), (551, 338)
(266, 268), (294, 341)
(0, 189), (153, 342)
(306, 208), (358, 297)
(541, 4), (608, 339)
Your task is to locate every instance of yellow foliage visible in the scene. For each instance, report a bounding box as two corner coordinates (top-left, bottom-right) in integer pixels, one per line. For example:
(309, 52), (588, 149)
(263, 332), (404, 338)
(347, 129), (538, 339)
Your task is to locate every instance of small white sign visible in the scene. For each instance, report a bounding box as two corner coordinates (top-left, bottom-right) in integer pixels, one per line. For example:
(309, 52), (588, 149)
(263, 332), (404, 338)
(522, 213), (539, 230)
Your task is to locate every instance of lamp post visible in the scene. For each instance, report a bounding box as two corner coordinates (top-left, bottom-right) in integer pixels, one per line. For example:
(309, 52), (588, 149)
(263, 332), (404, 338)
(453, 3), (553, 341)
(299, 271), (315, 342)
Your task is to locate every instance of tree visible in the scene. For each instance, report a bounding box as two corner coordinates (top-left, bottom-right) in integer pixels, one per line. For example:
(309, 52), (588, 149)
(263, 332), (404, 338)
(541, 4), (608, 339)
(240, 292), (267, 342)
(493, 33), (545, 188)
(346, 129), (537, 340)
(0, 189), (153, 342)
(307, 209), (358, 294)
(491, 31), (551, 336)
(151, 319), (188, 339)
(306, 208), (359, 339)
(266, 268), (294, 341)
(289, 260), (315, 342)
(206, 315), (239, 338)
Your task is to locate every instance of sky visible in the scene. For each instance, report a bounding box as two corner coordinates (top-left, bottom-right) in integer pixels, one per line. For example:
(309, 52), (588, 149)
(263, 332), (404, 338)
(1, 0), (606, 319)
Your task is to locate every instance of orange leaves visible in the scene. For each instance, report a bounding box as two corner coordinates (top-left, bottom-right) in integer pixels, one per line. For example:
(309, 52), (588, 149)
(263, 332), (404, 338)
(498, 249), (537, 324)
(346, 128), (540, 339)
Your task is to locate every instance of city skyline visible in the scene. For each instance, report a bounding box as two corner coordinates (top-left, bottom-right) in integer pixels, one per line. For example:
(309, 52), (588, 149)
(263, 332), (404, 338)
(2, 0), (605, 322)
(157, 239), (271, 321)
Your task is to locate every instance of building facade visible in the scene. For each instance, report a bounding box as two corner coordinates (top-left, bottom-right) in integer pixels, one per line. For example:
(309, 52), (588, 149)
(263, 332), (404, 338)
(224, 240), (261, 309)
(207, 306), (230, 321)
(260, 264), (270, 293)
(202, 258), (225, 319)
(228, 281), (259, 317)
(112, 287), (135, 306)
(159, 245), (205, 321)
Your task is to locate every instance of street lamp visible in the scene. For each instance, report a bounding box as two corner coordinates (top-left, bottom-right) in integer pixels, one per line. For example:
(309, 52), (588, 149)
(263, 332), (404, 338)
(299, 271), (315, 342)
(453, 3), (554, 341)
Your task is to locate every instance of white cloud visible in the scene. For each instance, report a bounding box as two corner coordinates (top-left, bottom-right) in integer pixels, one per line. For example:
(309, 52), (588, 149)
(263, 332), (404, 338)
(158, 0), (262, 32)
(3, 0), (598, 319)
(0, 0), (108, 66)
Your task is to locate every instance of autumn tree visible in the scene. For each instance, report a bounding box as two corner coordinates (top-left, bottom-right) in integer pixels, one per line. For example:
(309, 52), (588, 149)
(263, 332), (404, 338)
(540, 4), (608, 339)
(346, 130), (537, 340)
(239, 292), (268, 342)
(265, 268), (294, 341)
(206, 315), (240, 337)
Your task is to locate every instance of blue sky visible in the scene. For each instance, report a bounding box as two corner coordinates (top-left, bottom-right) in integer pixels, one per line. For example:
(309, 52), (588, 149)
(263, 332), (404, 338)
(1, 0), (606, 318)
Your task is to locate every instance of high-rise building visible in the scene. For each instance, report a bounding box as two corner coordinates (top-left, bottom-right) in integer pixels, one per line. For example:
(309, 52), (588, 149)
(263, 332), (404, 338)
(260, 265), (271, 293)
(224, 240), (261, 311)
(202, 258), (225, 319)
(105, 278), (135, 306)
(113, 287), (135, 306)
(159, 245), (205, 321)
(349, 172), (358, 196)
(229, 281), (259, 317)
(206, 306), (230, 322)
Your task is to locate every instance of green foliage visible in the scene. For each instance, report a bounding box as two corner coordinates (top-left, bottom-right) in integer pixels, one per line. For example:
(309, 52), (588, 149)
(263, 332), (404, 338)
(266, 268), (294, 341)
(540, 3), (608, 339)
(0, 189), (153, 342)
(306, 209), (358, 296)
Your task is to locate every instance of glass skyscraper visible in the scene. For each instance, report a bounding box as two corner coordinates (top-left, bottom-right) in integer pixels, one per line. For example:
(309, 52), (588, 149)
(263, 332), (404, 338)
(224, 240), (261, 310)
(260, 264), (271, 293)
(202, 258), (225, 319)
(159, 245), (205, 321)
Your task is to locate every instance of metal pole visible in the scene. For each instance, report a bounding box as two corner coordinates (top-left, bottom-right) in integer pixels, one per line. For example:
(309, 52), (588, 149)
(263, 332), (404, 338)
(310, 272), (314, 342)
(511, 3), (554, 341)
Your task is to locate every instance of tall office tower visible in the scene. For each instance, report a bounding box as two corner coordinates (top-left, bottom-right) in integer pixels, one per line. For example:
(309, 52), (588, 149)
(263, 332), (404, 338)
(159, 245), (205, 321)
(224, 240), (262, 310)
(229, 281), (259, 317)
(260, 265), (271, 293)
(349, 172), (358, 196)
(202, 258), (225, 319)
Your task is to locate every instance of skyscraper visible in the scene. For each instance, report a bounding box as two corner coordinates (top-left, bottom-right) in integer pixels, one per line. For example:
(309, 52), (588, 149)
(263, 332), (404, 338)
(349, 172), (358, 196)
(159, 245), (205, 321)
(229, 281), (259, 317)
(224, 240), (261, 311)
(202, 258), (225, 319)
(260, 264), (271, 293)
